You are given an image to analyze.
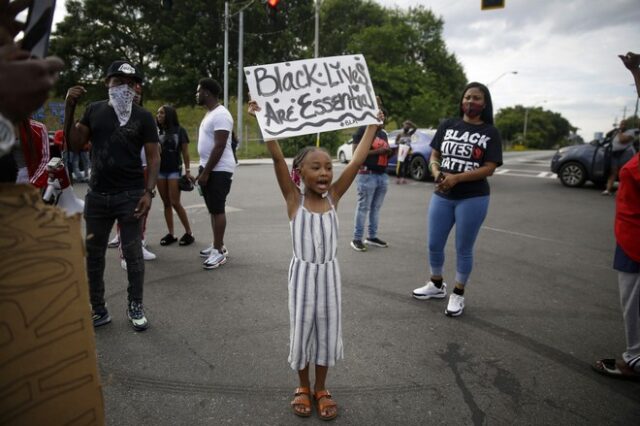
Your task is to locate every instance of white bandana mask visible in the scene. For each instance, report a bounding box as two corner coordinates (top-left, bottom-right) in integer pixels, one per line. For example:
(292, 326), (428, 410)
(108, 84), (136, 126)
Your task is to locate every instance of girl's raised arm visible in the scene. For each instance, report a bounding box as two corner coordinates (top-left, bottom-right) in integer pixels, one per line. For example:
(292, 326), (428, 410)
(330, 111), (384, 200)
(248, 101), (299, 211)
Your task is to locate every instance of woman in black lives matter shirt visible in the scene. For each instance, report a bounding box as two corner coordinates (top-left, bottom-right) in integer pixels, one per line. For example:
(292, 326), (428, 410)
(412, 82), (503, 317)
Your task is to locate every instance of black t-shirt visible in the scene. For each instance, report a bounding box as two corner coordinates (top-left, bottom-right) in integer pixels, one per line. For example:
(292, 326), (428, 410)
(80, 101), (159, 192)
(430, 118), (503, 199)
(353, 126), (389, 173)
(159, 126), (189, 173)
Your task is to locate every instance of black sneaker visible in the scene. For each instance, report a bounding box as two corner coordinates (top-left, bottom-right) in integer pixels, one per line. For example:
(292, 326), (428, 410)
(365, 237), (388, 248)
(127, 301), (149, 331)
(350, 240), (367, 252)
(92, 307), (111, 328)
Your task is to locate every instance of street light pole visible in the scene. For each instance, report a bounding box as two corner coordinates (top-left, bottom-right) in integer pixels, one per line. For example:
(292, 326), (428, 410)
(223, 1), (229, 107)
(487, 70), (518, 87)
(523, 100), (547, 145)
(315, 0), (321, 146)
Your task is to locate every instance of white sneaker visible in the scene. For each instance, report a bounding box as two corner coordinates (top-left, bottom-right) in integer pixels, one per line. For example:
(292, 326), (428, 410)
(108, 235), (120, 248)
(412, 281), (447, 300)
(142, 245), (156, 261)
(120, 259), (127, 271)
(445, 294), (465, 317)
(200, 244), (228, 258)
(203, 248), (227, 270)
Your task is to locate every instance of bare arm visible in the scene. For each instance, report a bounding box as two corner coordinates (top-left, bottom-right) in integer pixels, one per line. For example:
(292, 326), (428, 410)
(63, 86), (90, 153)
(619, 52), (640, 98)
(265, 140), (300, 218)
(247, 100), (299, 217)
(180, 130), (192, 179)
(436, 162), (499, 193)
(330, 121), (380, 201)
(134, 142), (160, 218)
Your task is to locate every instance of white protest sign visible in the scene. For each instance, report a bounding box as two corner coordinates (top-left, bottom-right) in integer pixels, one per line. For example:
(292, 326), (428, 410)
(244, 55), (380, 139)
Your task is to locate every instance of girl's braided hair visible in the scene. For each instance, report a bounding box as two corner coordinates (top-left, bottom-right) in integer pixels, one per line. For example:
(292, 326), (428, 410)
(290, 146), (330, 189)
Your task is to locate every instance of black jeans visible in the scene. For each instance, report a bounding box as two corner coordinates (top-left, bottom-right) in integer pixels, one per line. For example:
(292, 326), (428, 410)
(84, 189), (145, 309)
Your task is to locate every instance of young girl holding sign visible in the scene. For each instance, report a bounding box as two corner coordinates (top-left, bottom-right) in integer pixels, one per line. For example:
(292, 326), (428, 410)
(248, 100), (382, 421)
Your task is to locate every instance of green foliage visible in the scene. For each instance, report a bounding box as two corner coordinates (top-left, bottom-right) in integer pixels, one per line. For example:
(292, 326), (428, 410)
(495, 105), (577, 149)
(50, 0), (466, 157)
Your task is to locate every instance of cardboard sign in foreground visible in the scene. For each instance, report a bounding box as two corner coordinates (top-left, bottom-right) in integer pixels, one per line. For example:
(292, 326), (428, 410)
(245, 55), (380, 139)
(0, 184), (104, 425)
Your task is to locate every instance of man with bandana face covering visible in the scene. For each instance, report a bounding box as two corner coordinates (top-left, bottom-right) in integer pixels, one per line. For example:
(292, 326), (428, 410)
(64, 60), (160, 331)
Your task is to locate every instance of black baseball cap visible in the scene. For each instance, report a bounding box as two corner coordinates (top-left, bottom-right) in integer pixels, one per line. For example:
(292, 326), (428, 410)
(105, 60), (143, 82)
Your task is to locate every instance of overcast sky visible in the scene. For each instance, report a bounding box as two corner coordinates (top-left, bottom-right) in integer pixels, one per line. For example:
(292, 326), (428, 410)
(53, 0), (639, 139)
(380, 0), (640, 139)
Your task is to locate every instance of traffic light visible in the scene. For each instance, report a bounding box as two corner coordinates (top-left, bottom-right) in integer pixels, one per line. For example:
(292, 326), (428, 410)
(481, 0), (505, 10)
(265, 0), (283, 22)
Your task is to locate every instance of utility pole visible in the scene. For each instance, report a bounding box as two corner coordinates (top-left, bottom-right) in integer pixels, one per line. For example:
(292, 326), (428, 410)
(223, 1), (229, 107)
(237, 11), (244, 145)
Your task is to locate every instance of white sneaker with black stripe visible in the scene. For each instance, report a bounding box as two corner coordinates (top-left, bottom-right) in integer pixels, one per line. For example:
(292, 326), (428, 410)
(203, 248), (227, 270)
(412, 281), (447, 300)
(200, 244), (228, 258)
(445, 294), (465, 317)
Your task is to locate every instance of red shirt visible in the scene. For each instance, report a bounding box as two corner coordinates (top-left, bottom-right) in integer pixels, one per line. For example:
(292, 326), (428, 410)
(615, 153), (640, 262)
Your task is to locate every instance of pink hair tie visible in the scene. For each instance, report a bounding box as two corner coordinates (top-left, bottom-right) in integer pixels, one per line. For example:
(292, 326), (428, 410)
(290, 168), (301, 188)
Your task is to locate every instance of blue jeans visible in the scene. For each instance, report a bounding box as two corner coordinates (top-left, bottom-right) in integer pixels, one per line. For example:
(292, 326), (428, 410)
(353, 173), (388, 241)
(427, 194), (490, 285)
(84, 189), (145, 308)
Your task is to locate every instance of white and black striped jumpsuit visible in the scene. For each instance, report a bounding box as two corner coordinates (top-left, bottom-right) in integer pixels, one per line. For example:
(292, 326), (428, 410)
(288, 195), (343, 370)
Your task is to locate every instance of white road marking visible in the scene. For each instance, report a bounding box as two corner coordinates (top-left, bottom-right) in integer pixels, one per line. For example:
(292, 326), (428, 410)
(184, 203), (243, 212)
(482, 226), (562, 243)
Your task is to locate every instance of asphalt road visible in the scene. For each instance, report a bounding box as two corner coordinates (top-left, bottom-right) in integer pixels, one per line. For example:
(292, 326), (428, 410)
(78, 150), (639, 425)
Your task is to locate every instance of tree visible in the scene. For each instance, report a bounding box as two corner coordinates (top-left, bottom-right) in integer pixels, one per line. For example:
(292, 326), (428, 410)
(495, 105), (576, 149)
(320, 2), (466, 127)
(51, 0), (316, 105)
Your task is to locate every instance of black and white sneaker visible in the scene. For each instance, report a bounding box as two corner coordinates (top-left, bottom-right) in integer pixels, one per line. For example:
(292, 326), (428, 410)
(92, 307), (111, 328)
(127, 301), (149, 331)
(365, 237), (388, 248)
(350, 240), (367, 252)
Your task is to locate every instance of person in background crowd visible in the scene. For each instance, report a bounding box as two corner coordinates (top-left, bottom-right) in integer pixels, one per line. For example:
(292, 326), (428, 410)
(395, 120), (417, 184)
(602, 119), (637, 195)
(156, 104), (194, 246)
(64, 60), (160, 331)
(350, 108), (392, 252)
(592, 51), (640, 381)
(195, 78), (235, 270)
(412, 82), (503, 317)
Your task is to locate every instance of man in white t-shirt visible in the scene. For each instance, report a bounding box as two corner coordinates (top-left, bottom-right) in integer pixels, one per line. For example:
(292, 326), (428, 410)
(195, 78), (235, 269)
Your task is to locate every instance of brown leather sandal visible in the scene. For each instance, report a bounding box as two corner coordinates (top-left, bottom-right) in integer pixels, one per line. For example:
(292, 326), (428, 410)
(291, 387), (312, 417)
(314, 389), (338, 421)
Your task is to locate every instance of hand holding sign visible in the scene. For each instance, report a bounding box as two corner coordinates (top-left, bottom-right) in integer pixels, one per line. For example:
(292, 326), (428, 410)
(245, 55), (381, 139)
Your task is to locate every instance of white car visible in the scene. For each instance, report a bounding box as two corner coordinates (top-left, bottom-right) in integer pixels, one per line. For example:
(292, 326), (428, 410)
(336, 138), (353, 163)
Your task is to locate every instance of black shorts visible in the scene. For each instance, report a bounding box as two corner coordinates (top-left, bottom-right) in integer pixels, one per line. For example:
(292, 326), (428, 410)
(200, 168), (233, 214)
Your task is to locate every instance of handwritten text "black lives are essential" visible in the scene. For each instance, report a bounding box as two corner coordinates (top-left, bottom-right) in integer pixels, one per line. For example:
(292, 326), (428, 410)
(249, 61), (376, 128)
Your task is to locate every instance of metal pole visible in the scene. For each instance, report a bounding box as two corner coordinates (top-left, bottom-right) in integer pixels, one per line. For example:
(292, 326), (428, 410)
(223, 1), (229, 107)
(314, 0), (320, 58)
(523, 108), (529, 145)
(315, 0), (320, 147)
(237, 11), (244, 146)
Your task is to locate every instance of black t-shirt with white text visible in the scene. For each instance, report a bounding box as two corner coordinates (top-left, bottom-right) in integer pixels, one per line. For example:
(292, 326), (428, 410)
(430, 118), (503, 199)
(159, 126), (189, 173)
(80, 101), (159, 192)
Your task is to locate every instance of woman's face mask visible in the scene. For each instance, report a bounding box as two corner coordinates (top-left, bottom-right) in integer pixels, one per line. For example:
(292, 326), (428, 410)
(462, 102), (484, 118)
(108, 84), (136, 126)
